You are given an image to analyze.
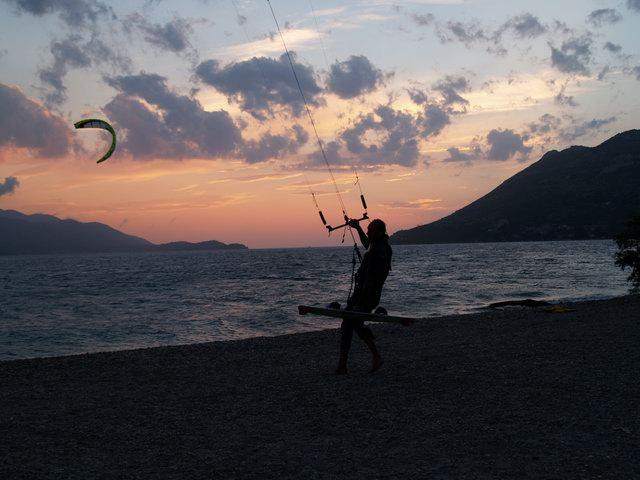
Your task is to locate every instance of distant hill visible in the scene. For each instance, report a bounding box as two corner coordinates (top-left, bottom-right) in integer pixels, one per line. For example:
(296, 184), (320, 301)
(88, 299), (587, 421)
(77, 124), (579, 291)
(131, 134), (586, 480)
(391, 130), (640, 244)
(155, 240), (248, 251)
(0, 210), (248, 255)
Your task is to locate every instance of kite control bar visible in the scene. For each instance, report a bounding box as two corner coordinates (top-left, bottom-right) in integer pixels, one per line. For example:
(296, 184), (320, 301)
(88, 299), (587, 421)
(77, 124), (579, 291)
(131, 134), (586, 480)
(326, 213), (369, 233)
(316, 192), (369, 234)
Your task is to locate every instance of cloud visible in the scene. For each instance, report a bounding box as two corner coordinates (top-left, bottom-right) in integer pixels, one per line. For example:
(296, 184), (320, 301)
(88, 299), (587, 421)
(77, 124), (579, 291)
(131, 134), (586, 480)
(499, 13), (547, 39)
(486, 129), (532, 161)
(406, 88), (428, 105)
(231, 173), (302, 183)
(212, 28), (320, 60)
(419, 104), (451, 137)
(555, 92), (577, 107)
(292, 124), (309, 145)
(560, 117), (617, 142)
(0, 83), (70, 156)
(443, 127), (536, 165)
(627, 0), (640, 13)
(235, 13), (247, 26)
(38, 34), (130, 105)
(554, 83), (578, 107)
(597, 65), (611, 80)
(124, 14), (197, 53)
(104, 72), (307, 163)
(586, 9), (622, 27)
(240, 127), (308, 164)
(437, 20), (489, 46)
(0, 176), (19, 197)
(306, 140), (345, 167)
(552, 20), (574, 35)
(448, 113), (616, 164)
(3, 0), (113, 28)
(604, 41), (622, 53)
(406, 75), (471, 137)
(414, 12), (545, 55)
(104, 73), (242, 159)
(526, 113), (618, 145)
(410, 13), (434, 26)
(102, 94), (188, 158)
(443, 126), (536, 166)
(526, 114), (563, 140)
(442, 146), (483, 165)
(380, 198), (442, 209)
(406, 78), (463, 138)
(38, 35), (91, 105)
(340, 105), (421, 167)
(432, 75), (470, 108)
(195, 53), (322, 120)
(549, 35), (593, 75)
(308, 88), (457, 169)
(304, 99), (445, 169)
(326, 55), (385, 99)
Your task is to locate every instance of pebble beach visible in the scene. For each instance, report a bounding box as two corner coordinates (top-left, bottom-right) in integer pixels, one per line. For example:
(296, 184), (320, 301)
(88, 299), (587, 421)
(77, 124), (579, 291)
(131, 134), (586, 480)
(1, 295), (639, 479)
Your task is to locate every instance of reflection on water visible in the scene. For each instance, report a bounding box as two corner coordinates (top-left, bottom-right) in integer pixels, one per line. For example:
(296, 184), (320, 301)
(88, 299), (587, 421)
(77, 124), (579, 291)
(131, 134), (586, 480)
(0, 240), (627, 360)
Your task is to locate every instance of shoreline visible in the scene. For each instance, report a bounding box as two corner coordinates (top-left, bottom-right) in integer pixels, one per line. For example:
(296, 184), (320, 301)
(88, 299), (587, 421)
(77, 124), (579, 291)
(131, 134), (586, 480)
(1, 291), (627, 364)
(2, 295), (639, 478)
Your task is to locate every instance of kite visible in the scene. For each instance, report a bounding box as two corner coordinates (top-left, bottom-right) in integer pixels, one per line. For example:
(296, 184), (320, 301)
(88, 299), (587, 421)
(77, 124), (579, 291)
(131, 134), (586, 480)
(74, 119), (116, 163)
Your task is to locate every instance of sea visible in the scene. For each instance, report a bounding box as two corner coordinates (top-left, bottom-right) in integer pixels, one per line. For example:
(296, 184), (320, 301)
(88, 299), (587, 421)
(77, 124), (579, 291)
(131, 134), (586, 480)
(0, 240), (629, 361)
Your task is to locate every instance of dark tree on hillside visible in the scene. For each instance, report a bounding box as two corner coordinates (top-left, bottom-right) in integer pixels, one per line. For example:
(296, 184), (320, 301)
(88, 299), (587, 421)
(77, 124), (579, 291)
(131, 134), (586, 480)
(615, 214), (640, 294)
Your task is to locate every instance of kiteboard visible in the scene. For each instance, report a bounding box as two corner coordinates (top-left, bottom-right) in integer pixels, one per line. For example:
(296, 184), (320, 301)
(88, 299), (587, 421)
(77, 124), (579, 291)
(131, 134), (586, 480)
(298, 305), (420, 325)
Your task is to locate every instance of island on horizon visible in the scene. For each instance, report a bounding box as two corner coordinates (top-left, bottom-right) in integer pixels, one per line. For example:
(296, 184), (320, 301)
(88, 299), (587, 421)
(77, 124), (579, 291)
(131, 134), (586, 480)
(0, 209), (248, 256)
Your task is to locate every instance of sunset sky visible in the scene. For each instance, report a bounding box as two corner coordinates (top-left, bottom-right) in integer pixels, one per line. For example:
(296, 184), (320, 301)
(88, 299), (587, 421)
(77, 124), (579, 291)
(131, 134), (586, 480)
(0, 0), (639, 247)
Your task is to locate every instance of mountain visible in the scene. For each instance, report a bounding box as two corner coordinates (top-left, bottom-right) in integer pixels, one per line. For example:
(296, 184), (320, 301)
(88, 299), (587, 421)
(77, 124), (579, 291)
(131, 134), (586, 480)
(0, 210), (248, 255)
(391, 130), (640, 245)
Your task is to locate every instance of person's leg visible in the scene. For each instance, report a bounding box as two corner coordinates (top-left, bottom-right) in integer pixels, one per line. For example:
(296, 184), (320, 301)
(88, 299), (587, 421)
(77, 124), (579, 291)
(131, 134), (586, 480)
(336, 319), (354, 374)
(336, 292), (362, 374)
(354, 322), (383, 373)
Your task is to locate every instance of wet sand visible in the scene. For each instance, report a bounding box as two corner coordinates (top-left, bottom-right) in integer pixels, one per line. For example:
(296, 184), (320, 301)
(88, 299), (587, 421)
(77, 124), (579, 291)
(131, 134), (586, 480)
(1, 295), (639, 479)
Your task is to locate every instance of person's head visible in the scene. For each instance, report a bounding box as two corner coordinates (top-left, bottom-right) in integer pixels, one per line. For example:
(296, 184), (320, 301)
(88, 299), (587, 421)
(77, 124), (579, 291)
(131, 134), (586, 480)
(367, 219), (387, 241)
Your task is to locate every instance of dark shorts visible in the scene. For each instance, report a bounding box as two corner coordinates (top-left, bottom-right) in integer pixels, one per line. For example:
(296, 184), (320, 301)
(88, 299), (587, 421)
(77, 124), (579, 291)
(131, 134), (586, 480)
(341, 292), (375, 343)
(346, 289), (377, 313)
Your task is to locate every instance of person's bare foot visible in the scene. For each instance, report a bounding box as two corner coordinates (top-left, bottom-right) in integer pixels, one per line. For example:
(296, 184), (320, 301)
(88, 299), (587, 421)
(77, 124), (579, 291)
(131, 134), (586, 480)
(369, 357), (383, 373)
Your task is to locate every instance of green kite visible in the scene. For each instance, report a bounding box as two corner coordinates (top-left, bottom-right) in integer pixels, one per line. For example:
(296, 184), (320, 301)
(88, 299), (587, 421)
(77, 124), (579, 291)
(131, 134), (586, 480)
(74, 119), (116, 163)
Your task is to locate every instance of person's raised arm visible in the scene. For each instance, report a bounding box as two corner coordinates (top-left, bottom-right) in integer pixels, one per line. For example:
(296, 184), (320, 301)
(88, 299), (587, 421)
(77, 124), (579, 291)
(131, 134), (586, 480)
(348, 219), (369, 249)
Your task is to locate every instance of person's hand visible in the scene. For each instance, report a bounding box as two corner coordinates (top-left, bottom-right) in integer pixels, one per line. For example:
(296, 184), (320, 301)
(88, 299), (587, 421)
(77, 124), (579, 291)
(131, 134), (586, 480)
(348, 218), (360, 229)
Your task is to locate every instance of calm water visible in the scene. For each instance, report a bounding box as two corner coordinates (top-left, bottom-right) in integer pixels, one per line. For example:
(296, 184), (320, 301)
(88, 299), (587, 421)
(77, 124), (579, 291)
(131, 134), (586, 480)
(0, 240), (628, 360)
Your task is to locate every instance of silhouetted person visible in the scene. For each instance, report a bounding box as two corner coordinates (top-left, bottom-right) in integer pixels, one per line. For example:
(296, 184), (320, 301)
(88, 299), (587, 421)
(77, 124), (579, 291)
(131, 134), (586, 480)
(336, 218), (392, 374)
